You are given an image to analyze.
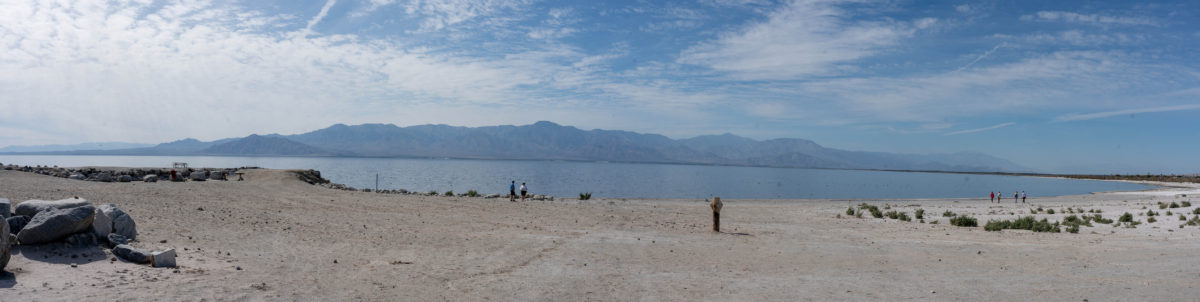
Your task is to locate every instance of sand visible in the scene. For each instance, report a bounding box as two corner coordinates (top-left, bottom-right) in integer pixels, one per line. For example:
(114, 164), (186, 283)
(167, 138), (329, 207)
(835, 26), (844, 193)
(2, 168), (1199, 301)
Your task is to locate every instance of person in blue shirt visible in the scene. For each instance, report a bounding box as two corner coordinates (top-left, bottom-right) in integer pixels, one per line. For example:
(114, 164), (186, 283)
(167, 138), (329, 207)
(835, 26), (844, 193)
(509, 181), (516, 202)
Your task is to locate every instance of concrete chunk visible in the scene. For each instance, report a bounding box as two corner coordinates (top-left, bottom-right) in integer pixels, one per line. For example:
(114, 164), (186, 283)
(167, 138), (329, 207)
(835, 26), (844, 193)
(151, 249), (176, 267)
(113, 244), (151, 263)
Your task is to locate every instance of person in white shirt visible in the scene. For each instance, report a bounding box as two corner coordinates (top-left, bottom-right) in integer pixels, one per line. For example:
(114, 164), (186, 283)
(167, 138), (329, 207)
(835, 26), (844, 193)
(520, 183), (528, 201)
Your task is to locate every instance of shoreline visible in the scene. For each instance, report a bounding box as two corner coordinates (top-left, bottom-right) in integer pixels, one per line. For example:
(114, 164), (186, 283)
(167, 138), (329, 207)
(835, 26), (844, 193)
(2, 168), (1198, 300)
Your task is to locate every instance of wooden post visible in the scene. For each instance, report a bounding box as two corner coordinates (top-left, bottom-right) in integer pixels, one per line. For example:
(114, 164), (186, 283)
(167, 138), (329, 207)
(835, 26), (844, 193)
(710, 197), (723, 232)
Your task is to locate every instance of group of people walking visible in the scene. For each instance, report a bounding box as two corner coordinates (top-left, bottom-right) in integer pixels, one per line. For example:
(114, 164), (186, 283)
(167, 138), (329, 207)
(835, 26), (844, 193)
(509, 180), (527, 202)
(990, 190), (1026, 203)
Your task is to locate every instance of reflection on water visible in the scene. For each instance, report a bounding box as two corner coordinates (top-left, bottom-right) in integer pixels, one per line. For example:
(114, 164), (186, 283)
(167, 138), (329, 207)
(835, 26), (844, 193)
(0, 155), (1154, 199)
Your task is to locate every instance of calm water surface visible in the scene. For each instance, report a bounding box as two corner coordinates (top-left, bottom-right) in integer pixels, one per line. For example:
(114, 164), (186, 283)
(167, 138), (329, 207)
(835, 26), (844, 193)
(0, 155), (1154, 199)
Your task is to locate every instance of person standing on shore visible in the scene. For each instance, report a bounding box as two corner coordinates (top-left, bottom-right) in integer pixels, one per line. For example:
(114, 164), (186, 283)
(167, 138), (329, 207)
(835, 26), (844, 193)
(520, 182), (528, 202)
(1014, 191), (1019, 203)
(1022, 191), (1027, 203)
(990, 191), (995, 203)
(509, 181), (517, 202)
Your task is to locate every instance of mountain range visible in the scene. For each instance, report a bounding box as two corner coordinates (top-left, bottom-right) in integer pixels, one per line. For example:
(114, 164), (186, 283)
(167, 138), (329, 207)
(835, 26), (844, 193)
(0, 121), (1027, 172)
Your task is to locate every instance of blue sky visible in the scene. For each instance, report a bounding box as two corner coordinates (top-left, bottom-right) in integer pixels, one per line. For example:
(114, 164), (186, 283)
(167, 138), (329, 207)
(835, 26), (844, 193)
(0, 0), (1197, 173)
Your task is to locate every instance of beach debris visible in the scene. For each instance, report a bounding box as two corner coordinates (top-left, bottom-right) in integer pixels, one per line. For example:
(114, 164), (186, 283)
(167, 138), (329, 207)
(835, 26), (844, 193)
(0, 217), (10, 271)
(710, 197), (723, 232)
(151, 249), (177, 267)
(92, 206), (113, 238)
(113, 244), (152, 263)
(17, 205), (97, 245)
(14, 197), (90, 217)
(117, 175), (133, 182)
(0, 198), (10, 219)
(100, 204), (138, 240)
(143, 175), (158, 182)
(7, 215), (30, 235)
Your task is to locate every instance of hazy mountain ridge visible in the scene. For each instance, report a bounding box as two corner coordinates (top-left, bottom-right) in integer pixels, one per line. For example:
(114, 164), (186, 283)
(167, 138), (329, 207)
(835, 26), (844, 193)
(0, 121), (1026, 172)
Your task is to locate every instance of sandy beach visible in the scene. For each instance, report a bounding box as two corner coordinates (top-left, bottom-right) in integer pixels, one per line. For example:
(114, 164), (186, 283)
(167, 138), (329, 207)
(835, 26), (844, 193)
(2, 168), (1200, 301)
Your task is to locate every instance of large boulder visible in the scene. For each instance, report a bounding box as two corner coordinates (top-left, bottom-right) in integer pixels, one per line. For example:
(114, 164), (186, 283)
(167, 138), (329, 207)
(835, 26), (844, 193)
(143, 175), (158, 182)
(14, 197), (89, 217)
(96, 172), (113, 182)
(189, 171), (207, 181)
(100, 204), (137, 240)
(92, 206), (113, 238)
(0, 198), (9, 219)
(208, 171), (225, 180)
(107, 233), (129, 246)
(117, 175), (133, 182)
(6, 215), (30, 235)
(112, 244), (151, 263)
(16, 205), (96, 245)
(151, 249), (176, 267)
(0, 218), (9, 271)
(68, 173), (85, 180)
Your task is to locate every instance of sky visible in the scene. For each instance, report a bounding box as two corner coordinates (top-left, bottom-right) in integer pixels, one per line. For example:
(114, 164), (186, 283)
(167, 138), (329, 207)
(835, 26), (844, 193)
(0, 0), (1197, 174)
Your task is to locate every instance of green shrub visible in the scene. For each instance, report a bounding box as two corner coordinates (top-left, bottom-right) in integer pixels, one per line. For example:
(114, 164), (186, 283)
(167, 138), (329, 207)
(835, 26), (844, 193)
(847, 207), (856, 216)
(983, 216), (1061, 232)
(870, 207), (883, 218)
(915, 209), (925, 220)
(1092, 214), (1113, 224)
(1066, 224), (1080, 233)
(1047, 208), (1055, 214)
(1159, 202), (1168, 209)
(885, 210), (899, 219)
(427, 190), (438, 196)
(950, 215), (977, 227)
(1180, 214), (1187, 221)
(1148, 217), (1157, 223)
(1119, 212), (1134, 223)
(1146, 210), (1158, 217)
(466, 190), (479, 197)
(1170, 202), (1180, 208)
(1036, 206), (1044, 213)
(898, 212), (912, 222)
(942, 210), (955, 217)
(855, 211), (863, 218)
(1193, 208), (1200, 215)
(579, 192), (592, 200)
(444, 190), (454, 196)
(1166, 211), (1173, 216)
(1182, 201), (1192, 207)
(929, 220), (939, 224)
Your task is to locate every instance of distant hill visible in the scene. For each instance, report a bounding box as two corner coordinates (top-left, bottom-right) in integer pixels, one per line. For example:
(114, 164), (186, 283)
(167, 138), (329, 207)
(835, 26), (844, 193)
(0, 142), (152, 153)
(0, 121), (1028, 172)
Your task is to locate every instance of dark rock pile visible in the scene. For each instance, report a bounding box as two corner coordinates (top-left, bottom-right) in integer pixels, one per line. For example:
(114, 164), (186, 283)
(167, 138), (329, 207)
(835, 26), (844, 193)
(0, 163), (252, 184)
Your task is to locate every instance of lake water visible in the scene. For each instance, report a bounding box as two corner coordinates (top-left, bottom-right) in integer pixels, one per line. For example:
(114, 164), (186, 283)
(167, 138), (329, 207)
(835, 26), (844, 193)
(0, 155), (1154, 199)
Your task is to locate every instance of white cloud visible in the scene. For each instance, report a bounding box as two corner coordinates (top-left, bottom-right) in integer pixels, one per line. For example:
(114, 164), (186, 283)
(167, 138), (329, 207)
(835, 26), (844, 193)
(402, 0), (532, 32)
(678, 0), (920, 80)
(944, 122), (1014, 136)
(304, 0), (338, 35)
(1022, 11), (1159, 26)
(955, 5), (972, 13)
(1053, 104), (1200, 122)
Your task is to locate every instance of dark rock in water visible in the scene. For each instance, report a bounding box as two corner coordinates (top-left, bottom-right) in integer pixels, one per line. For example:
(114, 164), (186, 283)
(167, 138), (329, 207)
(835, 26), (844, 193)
(107, 233), (129, 245)
(14, 197), (90, 217)
(113, 244), (151, 263)
(7, 215), (30, 235)
(17, 205), (96, 245)
(117, 175), (133, 182)
(0, 218), (9, 271)
(0, 198), (9, 219)
(100, 204), (137, 240)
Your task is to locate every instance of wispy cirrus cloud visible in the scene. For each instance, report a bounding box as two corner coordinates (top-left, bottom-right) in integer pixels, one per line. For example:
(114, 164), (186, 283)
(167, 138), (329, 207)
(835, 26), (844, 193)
(1053, 104), (1200, 122)
(1021, 11), (1159, 26)
(944, 122), (1015, 136)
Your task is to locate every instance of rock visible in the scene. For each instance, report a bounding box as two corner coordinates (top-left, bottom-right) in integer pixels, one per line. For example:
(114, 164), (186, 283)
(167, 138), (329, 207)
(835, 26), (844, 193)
(16, 205), (96, 245)
(68, 173), (85, 180)
(100, 204), (137, 240)
(96, 172), (113, 182)
(107, 233), (129, 245)
(0, 198), (9, 219)
(117, 175), (133, 182)
(7, 215), (30, 235)
(143, 175), (158, 182)
(208, 171), (225, 180)
(0, 217), (9, 271)
(190, 171), (207, 181)
(112, 244), (151, 263)
(151, 249), (176, 267)
(64, 232), (97, 247)
(484, 194), (500, 199)
(14, 197), (90, 217)
(92, 206), (113, 238)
